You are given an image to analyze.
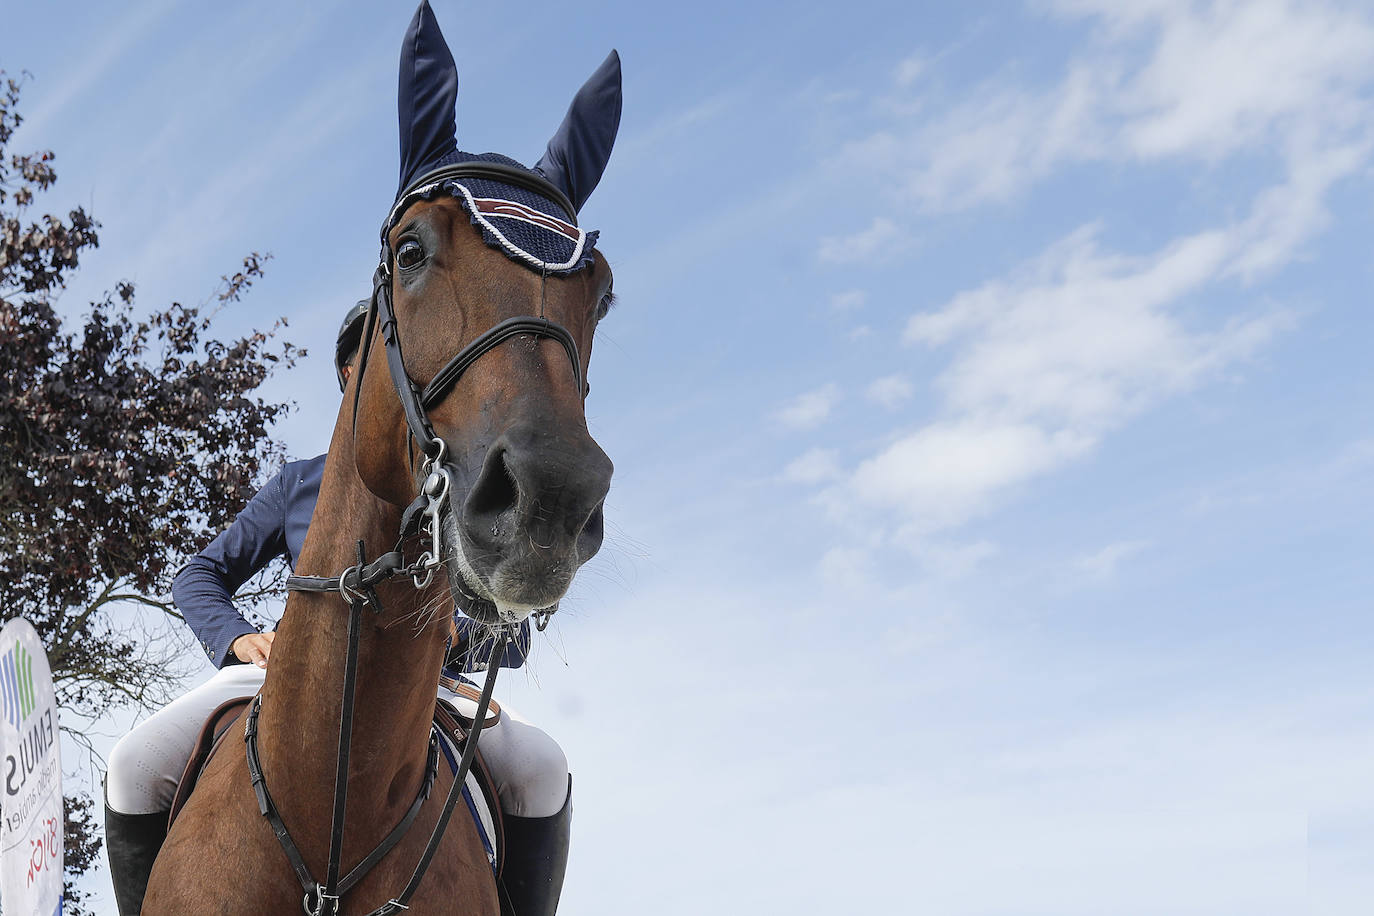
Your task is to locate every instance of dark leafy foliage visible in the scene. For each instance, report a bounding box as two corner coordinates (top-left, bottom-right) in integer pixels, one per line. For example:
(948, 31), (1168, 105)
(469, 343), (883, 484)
(61, 793), (102, 916)
(0, 70), (299, 904)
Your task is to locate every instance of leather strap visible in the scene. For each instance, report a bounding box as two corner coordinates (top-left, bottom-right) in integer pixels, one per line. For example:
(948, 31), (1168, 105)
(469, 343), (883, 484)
(286, 550), (408, 599)
(244, 698), (323, 895)
(368, 633), (506, 915)
(244, 697), (442, 909)
(420, 316), (582, 408)
(323, 543), (368, 901)
(437, 675), (502, 728)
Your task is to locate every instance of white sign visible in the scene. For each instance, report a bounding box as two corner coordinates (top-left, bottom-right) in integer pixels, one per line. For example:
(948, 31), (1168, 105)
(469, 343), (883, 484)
(0, 618), (63, 916)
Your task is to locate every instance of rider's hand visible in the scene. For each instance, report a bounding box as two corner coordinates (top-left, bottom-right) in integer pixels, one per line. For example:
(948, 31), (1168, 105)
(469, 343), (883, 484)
(231, 632), (276, 668)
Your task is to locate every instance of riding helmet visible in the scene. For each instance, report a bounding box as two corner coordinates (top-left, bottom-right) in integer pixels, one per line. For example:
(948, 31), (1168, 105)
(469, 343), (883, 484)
(335, 299), (369, 391)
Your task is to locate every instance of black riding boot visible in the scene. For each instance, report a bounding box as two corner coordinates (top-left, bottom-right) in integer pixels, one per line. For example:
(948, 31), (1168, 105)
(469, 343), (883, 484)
(105, 804), (168, 916)
(501, 776), (572, 916)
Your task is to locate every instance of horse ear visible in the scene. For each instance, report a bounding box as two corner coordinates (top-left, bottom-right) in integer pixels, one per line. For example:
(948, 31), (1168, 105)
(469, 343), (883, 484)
(534, 50), (622, 213)
(396, 1), (459, 197)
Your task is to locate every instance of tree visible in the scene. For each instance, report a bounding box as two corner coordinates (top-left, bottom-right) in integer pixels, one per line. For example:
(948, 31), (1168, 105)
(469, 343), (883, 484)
(0, 70), (299, 911)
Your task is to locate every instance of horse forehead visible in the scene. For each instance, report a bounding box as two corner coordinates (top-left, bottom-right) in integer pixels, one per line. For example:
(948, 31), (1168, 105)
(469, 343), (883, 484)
(390, 196), (465, 242)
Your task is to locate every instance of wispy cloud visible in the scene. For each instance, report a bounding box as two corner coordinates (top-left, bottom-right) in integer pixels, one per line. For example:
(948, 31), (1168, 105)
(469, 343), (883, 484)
(836, 420), (1094, 535)
(903, 538), (999, 579)
(817, 216), (913, 263)
(130, 59), (384, 276)
(866, 373), (914, 409)
(847, 0), (1374, 212)
(774, 383), (841, 430)
(815, 223), (1292, 543)
(904, 225), (1291, 430)
(830, 289), (867, 311)
(13, 0), (181, 144)
(894, 53), (928, 88)
(1076, 539), (1149, 578)
(613, 90), (741, 171)
(1069, 0), (1374, 161)
(795, 0), (1373, 573)
(782, 447), (842, 484)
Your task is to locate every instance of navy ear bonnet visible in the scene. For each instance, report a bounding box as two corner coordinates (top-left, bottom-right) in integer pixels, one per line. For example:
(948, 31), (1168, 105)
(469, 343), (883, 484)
(386, 2), (621, 277)
(384, 153), (598, 276)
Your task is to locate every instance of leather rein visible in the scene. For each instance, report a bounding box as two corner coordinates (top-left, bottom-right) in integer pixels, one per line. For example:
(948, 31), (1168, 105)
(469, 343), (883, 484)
(250, 162), (585, 916)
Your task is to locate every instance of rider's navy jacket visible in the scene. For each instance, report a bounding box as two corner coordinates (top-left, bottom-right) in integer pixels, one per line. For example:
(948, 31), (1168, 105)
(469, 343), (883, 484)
(172, 454), (529, 673)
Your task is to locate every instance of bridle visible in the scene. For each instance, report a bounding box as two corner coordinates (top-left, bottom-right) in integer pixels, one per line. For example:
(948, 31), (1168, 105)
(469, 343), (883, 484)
(252, 162), (589, 916)
(362, 160), (586, 465)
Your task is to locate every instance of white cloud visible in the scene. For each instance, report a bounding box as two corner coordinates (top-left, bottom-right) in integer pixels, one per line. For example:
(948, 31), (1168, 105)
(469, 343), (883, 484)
(819, 545), (876, 585)
(845, 62), (1106, 212)
(782, 448), (842, 484)
(1103, 0), (1374, 160)
(817, 217), (912, 263)
(906, 224), (1290, 430)
(847, 0), (1374, 212)
(866, 373), (914, 409)
(1076, 539), (1149, 578)
(903, 538), (999, 579)
(848, 325), (874, 341)
(815, 220), (1291, 541)
(774, 383), (841, 430)
(846, 420), (1094, 534)
(829, 289), (867, 311)
(797, 0), (1372, 566)
(894, 53), (927, 88)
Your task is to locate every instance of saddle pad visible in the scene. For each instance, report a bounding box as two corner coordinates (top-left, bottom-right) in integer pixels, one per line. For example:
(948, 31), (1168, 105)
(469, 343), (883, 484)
(434, 699), (505, 878)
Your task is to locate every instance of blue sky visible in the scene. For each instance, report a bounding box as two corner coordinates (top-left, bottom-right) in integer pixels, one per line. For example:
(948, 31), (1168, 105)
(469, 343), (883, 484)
(4, 0), (1374, 913)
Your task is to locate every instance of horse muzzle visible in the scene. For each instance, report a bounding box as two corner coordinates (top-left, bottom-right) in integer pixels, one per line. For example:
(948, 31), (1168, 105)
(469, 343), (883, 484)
(439, 425), (612, 622)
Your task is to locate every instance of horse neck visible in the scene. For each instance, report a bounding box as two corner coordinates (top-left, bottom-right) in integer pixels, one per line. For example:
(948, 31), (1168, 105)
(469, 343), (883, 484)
(257, 404), (448, 855)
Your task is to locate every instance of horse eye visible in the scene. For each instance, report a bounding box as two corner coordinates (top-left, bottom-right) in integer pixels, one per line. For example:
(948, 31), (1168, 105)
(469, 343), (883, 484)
(396, 240), (424, 269)
(595, 290), (615, 320)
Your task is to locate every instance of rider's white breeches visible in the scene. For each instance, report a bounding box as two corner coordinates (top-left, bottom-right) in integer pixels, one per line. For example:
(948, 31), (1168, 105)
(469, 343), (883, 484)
(106, 665), (569, 820)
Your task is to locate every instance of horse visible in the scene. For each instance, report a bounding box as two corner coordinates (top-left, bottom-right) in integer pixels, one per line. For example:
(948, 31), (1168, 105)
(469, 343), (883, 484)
(142, 4), (621, 912)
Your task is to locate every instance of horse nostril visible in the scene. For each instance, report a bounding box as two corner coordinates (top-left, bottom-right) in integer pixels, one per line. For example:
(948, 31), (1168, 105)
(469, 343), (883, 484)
(581, 501), (605, 545)
(465, 448), (519, 533)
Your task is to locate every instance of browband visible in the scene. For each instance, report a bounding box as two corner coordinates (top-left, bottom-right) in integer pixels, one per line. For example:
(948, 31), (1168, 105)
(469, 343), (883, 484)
(382, 161), (579, 259)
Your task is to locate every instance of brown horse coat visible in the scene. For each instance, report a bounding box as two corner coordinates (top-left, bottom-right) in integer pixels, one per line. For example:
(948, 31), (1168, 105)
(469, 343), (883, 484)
(143, 202), (613, 915)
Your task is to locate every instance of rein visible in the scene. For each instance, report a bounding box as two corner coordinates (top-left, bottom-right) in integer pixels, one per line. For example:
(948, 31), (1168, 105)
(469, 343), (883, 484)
(248, 162), (584, 916)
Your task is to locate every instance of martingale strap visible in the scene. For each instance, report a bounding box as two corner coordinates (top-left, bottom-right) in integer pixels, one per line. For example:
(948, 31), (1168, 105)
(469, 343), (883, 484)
(243, 697), (440, 903)
(244, 605), (507, 916)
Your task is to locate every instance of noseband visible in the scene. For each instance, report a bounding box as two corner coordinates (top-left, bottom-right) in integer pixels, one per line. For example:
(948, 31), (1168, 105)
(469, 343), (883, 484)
(265, 162), (588, 916)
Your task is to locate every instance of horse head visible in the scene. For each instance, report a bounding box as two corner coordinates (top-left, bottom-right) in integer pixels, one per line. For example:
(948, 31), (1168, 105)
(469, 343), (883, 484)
(353, 1), (621, 626)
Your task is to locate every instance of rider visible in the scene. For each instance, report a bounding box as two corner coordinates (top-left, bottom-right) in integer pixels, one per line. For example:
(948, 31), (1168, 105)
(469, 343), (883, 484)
(104, 301), (573, 916)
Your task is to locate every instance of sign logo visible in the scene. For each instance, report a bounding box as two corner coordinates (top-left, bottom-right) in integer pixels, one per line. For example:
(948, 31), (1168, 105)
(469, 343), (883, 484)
(1, 644), (36, 731)
(0, 618), (63, 915)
